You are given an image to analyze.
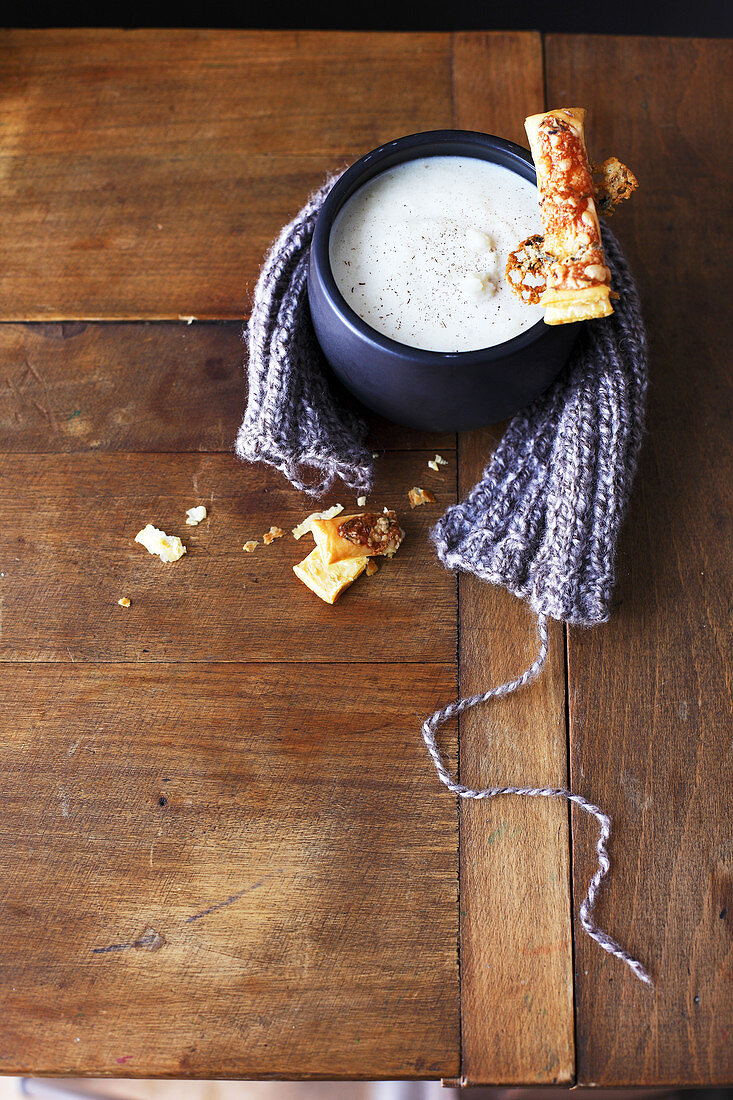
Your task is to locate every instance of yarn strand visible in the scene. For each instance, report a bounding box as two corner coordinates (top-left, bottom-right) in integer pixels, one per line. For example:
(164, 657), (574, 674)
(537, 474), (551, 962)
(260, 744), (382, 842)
(421, 612), (653, 986)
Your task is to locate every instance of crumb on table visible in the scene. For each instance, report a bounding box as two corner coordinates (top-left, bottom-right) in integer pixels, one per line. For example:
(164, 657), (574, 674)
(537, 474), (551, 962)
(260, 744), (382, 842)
(409, 487), (436, 508)
(135, 524), (187, 563)
(262, 526), (285, 545)
(185, 505), (207, 526)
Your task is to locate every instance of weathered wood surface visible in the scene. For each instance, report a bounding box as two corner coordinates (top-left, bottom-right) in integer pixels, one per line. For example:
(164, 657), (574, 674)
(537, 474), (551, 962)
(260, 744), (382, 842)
(0, 28), (729, 1086)
(0, 322), (455, 453)
(452, 32), (574, 1086)
(0, 662), (459, 1079)
(546, 34), (733, 1085)
(0, 29), (452, 320)
(0, 28), (464, 1081)
(0, 450), (456, 664)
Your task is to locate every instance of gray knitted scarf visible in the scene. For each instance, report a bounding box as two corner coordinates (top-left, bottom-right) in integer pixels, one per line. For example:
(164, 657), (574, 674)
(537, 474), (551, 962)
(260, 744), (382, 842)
(236, 176), (651, 985)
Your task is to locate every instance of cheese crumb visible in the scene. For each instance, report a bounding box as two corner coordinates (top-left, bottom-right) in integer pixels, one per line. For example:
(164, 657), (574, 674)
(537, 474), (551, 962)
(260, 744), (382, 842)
(185, 505), (207, 526)
(292, 504), (344, 540)
(243, 540), (258, 553)
(357, 495), (367, 507)
(135, 524), (186, 563)
(117, 597), (131, 608)
(262, 526), (285, 545)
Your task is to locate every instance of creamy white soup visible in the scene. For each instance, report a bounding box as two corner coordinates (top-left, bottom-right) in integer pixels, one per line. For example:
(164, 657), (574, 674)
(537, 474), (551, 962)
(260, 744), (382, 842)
(329, 155), (544, 353)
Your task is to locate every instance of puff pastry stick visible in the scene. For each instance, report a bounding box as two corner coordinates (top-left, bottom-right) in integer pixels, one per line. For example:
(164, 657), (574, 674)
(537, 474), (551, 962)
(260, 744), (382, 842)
(524, 107), (613, 325)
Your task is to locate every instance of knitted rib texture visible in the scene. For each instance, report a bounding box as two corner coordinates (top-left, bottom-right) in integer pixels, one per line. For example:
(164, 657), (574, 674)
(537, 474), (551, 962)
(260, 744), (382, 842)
(431, 228), (647, 625)
(235, 175), (373, 497)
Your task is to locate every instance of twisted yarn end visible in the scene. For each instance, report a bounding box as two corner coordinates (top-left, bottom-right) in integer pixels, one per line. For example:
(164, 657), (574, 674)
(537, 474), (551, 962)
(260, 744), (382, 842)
(421, 612), (653, 987)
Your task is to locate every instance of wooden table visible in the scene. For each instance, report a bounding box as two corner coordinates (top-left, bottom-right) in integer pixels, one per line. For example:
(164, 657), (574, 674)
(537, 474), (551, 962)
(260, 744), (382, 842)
(0, 30), (730, 1088)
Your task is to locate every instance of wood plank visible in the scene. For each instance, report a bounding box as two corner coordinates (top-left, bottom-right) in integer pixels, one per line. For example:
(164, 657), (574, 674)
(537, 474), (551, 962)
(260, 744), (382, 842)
(546, 35), (733, 1085)
(452, 33), (575, 1086)
(0, 661), (459, 1078)
(0, 451), (456, 663)
(0, 321), (455, 453)
(0, 30), (453, 321)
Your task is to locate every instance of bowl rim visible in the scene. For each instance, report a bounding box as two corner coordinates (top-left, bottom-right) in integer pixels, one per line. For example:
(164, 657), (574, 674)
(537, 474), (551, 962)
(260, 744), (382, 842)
(310, 128), (550, 365)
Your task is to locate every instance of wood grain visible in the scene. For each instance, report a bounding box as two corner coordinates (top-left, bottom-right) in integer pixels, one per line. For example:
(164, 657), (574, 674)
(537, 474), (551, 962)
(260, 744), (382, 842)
(546, 35), (733, 1085)
(452, 33), (574, 1086)
(3, 28), (728, 1085)
(0, 30), (453, 321)
(0, 322), (455, 454)
(0, 451), (456, 663)
(0, 662), (459, 1079)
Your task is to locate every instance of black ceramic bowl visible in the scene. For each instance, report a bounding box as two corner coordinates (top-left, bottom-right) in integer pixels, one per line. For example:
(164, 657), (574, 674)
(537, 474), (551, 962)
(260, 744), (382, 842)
(308, 129), (577, 433)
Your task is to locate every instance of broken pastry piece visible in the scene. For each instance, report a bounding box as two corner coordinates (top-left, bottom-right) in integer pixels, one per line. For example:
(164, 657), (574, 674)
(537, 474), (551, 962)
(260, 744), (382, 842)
(507, 108), (636, 325)
(293, 546), (367, 604)
(592, 157), (638, 217)
(292, 503), (343, 540)
(310, 510), (404, 566)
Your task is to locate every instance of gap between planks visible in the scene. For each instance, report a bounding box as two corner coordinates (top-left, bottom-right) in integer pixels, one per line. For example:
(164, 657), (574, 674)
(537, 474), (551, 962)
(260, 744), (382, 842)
(452, 29), (575, 1088)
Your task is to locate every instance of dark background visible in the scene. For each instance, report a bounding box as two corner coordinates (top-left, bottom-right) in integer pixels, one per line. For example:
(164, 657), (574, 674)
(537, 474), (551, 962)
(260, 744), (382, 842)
(16, 0), (733, 36)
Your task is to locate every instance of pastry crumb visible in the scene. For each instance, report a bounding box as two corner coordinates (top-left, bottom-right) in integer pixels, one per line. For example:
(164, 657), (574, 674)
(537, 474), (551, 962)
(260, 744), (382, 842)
(185, 505), (207, 526)
(357, 495), (367, 507)
(243, 540), (258, 553)
(365, 560), (379, 577)
(117, 596), (131, 608)
(434, 454), (448, 466)
(592, 157), (638, 217)
(135, 524), (186, 563)
(292, 504), (343, 540)
(262, 526), (285, 545)
(409, 487), (436, 508)
(427, 459), (439, 472)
